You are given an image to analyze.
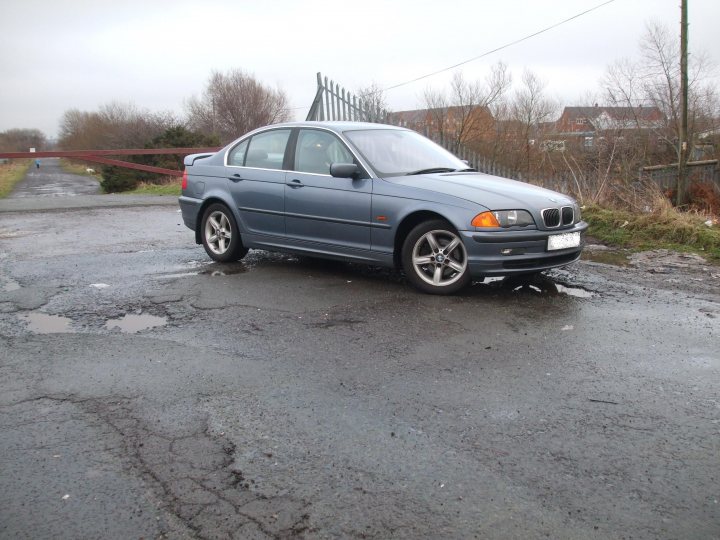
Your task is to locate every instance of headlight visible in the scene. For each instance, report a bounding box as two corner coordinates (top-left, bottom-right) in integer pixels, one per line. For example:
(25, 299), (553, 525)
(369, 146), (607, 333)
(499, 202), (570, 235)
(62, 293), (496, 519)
(472, 210), (535, 228)
(574, 204), (582, 222)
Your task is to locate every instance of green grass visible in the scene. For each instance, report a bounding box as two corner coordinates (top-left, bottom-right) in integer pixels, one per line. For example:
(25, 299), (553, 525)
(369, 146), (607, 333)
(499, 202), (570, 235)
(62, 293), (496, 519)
(583, 205), (720, 261)
(0, 160), (32, 198)
(58, 159), (100, 177)
(120, 182), (181, 196)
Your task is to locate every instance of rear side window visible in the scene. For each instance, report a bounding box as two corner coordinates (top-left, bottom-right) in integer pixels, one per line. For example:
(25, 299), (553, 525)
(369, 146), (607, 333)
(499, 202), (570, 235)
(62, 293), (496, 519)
(227, 139), (248, 166)
(244, 129), (291, 170)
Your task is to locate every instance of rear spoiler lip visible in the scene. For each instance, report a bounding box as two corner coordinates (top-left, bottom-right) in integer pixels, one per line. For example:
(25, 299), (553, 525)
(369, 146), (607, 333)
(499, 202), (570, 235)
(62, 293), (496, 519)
(183, 153), (215, 166)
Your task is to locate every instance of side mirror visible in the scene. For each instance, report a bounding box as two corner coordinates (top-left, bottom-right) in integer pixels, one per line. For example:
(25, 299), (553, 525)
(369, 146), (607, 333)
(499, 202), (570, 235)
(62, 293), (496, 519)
(330, 163), (359, 178)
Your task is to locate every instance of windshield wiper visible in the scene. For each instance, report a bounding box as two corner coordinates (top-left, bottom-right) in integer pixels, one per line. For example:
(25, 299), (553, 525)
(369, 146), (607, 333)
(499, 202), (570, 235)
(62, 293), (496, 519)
(456, 167), (477, 172)
(406, 167), (457, 175)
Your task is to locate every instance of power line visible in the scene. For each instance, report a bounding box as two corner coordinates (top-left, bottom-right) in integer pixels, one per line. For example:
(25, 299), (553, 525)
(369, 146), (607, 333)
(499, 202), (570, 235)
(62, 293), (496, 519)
(288, 0), (617, 113)
(383, 0), (617, 92)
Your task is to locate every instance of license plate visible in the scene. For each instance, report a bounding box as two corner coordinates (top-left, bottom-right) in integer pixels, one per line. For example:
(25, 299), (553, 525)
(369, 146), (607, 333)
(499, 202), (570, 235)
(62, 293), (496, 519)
(547, 232), (581, 251)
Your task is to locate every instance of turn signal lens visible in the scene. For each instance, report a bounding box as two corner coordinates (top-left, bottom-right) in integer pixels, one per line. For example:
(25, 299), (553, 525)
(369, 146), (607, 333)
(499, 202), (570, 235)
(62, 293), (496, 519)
(181, 169), (188, 190)
(471, 211), (500, 228)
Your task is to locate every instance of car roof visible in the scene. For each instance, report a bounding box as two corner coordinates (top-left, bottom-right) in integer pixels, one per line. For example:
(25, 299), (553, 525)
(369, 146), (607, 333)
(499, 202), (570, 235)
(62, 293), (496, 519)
(267, 121), (406, 133)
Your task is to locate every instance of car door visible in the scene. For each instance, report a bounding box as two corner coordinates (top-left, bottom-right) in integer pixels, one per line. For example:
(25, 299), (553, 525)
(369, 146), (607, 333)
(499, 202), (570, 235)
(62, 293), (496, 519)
(225, 128), (291, 239)
(284, 128), (372, 253)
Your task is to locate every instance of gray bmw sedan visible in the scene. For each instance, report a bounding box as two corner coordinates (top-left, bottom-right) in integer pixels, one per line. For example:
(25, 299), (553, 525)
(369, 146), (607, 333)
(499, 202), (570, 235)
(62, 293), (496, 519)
(179, 122), (587, 294)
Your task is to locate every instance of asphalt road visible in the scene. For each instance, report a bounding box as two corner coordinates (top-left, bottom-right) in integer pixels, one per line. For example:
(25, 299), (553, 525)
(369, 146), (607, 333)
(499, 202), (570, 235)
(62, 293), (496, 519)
(0, 167), (719, 539)
(9, 157), (101, 198)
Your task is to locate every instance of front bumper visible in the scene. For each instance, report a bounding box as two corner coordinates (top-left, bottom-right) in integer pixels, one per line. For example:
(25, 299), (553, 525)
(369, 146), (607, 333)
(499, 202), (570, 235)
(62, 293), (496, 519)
(463, 221), (589, 277)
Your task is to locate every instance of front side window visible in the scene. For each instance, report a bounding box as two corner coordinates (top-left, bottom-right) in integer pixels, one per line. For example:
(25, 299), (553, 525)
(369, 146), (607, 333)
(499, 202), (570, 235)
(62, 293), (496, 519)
(294, 129), (354, 175)
(244, 129), (291, 170)
(344, 129), (465, 177)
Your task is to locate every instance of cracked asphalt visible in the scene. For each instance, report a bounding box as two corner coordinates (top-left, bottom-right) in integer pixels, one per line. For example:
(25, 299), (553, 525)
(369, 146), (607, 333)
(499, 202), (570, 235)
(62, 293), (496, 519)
(1, 167), (719, 539)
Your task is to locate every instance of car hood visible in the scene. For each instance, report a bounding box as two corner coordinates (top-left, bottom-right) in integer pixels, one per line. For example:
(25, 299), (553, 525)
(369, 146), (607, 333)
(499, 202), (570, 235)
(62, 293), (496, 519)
(384, 172), (575, 210)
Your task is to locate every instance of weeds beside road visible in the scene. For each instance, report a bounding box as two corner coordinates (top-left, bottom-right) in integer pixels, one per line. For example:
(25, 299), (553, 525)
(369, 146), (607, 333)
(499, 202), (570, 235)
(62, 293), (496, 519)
(584, 205), (720, 261)
(119, 181), (181, 196)
(0, 160), (31, 198)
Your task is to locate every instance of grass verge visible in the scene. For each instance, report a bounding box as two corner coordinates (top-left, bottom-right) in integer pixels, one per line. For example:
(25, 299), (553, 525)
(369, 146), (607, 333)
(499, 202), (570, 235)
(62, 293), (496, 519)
(583, 205), (720, 261)
(0, 160), (32, 198)
(120, 181), (181, 196)
(59, 158), (101, 177)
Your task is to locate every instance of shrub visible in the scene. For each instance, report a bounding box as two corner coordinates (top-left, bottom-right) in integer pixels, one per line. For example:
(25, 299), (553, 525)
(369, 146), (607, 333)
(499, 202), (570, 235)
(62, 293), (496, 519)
(688, 182), (720, 215)
(100, 166), (142, 193)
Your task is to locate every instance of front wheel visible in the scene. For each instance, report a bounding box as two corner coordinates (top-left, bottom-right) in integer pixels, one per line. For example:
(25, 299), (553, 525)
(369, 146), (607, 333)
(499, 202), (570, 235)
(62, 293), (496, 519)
(401, 220), (471, 294)
(200, 203), (248, 262)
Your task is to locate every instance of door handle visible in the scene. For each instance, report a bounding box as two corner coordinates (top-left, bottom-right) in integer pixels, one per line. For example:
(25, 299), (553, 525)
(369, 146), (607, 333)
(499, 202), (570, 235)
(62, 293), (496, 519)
(287, 179), (304, 188)
(228, 174), (243, 182)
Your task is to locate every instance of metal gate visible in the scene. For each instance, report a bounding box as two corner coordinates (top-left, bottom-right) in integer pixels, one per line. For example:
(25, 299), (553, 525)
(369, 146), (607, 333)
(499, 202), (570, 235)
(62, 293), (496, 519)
(0, 147), (221, 177)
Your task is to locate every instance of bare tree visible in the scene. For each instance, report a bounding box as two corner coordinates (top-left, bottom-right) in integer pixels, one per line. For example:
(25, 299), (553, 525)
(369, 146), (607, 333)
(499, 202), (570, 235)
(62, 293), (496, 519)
(510, 70), (558, 178)
(603, 23), (719, 164)
(601, 22), (719, 205)
(58, 102), (175, 150)
(421, 86), (451, 144)
(356, 82), (390, 122)
(186, 69), (290, 144)
(450, 65), (511, 152)
(0, 128), (47, 152)
(422, 63), (511, 151)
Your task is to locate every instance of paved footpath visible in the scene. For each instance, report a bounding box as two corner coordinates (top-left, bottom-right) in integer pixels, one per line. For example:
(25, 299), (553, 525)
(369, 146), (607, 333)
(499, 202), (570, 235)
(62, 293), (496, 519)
(9, 157), (102, 198)
(1, 158), (177, 213)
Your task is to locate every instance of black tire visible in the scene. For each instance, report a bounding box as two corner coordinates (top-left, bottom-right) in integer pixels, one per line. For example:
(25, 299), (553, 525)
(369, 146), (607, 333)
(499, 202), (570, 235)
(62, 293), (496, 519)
(401, 219), (471, 294)
(200, 203), (248, 262)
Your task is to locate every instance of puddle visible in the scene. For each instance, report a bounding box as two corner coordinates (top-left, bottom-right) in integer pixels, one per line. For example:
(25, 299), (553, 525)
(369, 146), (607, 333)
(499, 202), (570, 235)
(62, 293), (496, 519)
(555, 284), (595, 298)
(156, 261), (247, 280)
(19, 313), (74, 334)
(582, 249), (631, 267)
(198, 265), (246, 276)
(156, 272), (200, 280)
(105, 313), (167, 333)
(478, 276), (595, 298)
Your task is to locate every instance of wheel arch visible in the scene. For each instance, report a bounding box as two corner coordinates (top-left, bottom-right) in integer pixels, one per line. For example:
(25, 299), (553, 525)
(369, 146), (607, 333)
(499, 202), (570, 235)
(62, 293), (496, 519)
(194, 196), (239, 245)
(393, 210), (454, 268)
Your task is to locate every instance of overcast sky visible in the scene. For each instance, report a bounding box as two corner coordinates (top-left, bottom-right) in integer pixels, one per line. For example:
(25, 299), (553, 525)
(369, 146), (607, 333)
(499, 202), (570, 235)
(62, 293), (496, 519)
(1, 0), (718, 139)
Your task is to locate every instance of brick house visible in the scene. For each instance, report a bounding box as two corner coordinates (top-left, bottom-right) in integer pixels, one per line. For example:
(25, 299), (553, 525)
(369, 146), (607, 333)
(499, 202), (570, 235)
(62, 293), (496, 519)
(552, 105), (665, 149)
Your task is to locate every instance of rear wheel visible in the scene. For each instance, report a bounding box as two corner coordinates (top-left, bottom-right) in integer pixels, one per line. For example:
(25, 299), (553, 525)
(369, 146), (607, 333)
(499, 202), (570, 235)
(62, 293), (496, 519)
(401, 220), (470, 294)
(200, 203), (248, 262)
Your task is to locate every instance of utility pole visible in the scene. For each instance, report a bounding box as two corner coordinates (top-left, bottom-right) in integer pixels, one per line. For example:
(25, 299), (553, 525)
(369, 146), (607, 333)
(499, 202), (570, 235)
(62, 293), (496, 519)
(677, 0), (689, 206)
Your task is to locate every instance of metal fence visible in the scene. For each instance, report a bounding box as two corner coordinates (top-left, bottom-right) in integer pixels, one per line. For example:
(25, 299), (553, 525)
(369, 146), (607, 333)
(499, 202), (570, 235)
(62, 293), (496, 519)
(641, 160), (720, 193)
(306, 73), (388, 123)
(307, 72), (720, 199)
(306, 72), (523, 181)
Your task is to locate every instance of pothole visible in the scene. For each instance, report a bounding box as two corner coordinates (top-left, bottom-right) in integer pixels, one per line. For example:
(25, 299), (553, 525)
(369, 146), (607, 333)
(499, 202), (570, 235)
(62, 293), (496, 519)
(480, 276), (596, 298)
(582, 249), (631, 267)
(19, 312), (74, 334)
(156, 261), (247, 280)
(555, 284), (595, 298)
(105, 313), (167, 333)
(2, 278), (21, 292)
(198, 265), (247, 276)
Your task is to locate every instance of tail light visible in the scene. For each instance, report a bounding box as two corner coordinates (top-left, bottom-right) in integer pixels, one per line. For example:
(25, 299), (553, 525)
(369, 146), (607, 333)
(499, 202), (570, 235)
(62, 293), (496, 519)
(181, 169), (188, 191)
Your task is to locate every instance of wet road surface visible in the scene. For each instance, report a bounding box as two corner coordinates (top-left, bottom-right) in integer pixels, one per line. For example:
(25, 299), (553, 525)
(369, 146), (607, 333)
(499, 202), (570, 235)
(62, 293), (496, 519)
(9, 157), (100, 198)
(0, 198), (719, 538)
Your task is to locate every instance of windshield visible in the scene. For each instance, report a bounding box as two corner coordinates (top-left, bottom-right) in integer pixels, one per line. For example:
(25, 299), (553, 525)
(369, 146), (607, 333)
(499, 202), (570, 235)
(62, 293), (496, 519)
(343, 129), (467, 177)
